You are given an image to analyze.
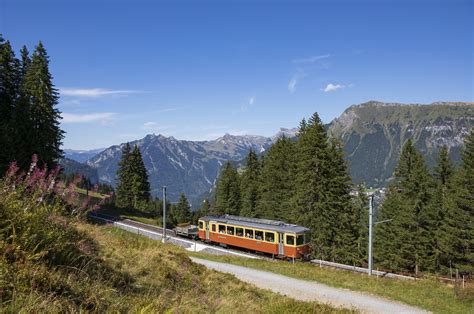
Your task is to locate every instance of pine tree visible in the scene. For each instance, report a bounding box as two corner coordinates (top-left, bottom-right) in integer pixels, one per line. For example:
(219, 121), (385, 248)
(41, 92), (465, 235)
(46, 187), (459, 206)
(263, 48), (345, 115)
(129, 145), (151, 209)
(447, 129), (474, 275)
(11, 46), (34, 169)
(375, 139), (436, 273)
(115, 143), (133, 208)
(257, 137), (296, 220)
(292, 112), (360, 262)
(0, 36), (19, 173)
(432, 146), (454, 272)
(240, 149), (261, 217)
(174, 193), (193, 224)
(214, 161), (241, 215)
(24, 41), (64, 167)
(326, 138), (359, 263)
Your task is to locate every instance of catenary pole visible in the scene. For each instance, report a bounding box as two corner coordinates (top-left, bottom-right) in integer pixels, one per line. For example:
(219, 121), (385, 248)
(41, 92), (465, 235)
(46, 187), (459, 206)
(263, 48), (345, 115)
(368, 193), (374, 276)
(162, 186), (167, 243)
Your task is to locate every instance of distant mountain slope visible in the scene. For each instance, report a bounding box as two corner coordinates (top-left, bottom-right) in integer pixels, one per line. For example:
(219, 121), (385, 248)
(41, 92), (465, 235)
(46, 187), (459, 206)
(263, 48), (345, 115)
(86, 129), (297, 204)
(328, 101), (474, 187)
(59, 158), (99, 183)
(64, 148), (105, 163)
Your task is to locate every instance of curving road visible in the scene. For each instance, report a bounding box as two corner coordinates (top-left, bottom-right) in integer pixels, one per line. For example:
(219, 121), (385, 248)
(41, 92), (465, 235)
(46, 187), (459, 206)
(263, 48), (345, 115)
(191, 257), (430, 314)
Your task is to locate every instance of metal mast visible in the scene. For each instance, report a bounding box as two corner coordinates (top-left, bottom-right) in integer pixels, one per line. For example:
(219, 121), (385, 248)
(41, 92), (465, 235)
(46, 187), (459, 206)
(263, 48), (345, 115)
(162, 186), (167, 243)
(368, 193), (374, 276)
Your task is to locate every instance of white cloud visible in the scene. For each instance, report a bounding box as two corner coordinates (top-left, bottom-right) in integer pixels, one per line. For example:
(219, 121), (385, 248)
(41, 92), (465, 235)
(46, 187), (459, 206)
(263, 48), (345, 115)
(323, 83), (352, 93)
(61, 112), (116, 123)
(59, 88), (140, 97)
(288, 69), (306, 94)
(249, 96), (255, 106)
(141, 122), (171, 132)
(292, 54), (330, 64)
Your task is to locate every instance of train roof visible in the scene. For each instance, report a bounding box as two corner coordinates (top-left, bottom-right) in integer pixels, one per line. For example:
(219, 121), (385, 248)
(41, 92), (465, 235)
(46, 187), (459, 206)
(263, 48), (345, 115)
(200, 214), (310, 234)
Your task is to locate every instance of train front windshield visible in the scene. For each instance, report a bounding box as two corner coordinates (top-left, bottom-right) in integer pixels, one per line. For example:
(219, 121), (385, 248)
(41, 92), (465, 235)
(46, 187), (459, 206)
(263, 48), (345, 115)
(296, 232), (311, 245)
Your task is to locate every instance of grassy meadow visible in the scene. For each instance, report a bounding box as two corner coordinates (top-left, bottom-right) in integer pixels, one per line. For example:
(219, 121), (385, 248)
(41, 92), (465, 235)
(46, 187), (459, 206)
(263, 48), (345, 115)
(188, 252), (473, 314)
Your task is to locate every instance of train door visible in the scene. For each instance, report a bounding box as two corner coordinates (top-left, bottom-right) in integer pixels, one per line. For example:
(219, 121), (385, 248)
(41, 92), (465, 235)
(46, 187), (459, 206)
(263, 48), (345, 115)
(205, 222), (210, 240)
(278, 233), (284, 256)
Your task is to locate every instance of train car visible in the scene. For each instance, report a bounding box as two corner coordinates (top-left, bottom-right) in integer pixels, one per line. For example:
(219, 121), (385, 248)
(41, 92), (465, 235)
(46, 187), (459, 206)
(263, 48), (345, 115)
(197, 215), (311, 259)
(174, 223), (199, 239)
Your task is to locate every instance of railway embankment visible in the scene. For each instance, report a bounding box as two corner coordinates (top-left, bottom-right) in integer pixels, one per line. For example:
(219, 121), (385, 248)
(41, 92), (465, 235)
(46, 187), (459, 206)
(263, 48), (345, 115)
(90, 214), (472, 313)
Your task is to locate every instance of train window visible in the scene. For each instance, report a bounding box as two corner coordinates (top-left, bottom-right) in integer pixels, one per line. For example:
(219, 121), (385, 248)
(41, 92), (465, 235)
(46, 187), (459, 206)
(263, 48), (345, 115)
(218, 225), (226, 234)
(236, 227), (244, 237)
(296, 235), (305, 245)
(265, 232), (275, 243)
(286, 235), (295, 245)
(211, 224), (216, 232)
(198, 221), (204, 230)
(245, 229), (254, 239)
(255, 230), (264, 241)
(227, 226), (235, 235)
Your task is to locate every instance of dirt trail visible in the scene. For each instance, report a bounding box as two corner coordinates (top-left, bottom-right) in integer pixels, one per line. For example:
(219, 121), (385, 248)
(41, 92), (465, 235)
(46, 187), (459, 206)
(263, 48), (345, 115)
(191, 257), (430, 314)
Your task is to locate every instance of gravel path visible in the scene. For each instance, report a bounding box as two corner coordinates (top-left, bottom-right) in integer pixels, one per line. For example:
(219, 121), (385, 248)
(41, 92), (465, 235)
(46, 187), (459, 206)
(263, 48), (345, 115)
(191, 257), (430, 314)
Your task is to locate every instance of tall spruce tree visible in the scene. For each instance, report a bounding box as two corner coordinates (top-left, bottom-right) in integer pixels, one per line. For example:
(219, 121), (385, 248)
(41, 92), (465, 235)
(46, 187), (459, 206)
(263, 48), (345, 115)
(214, 161), (241, 215)
(174, 193), (193, 224)
(240, 149), (261, 217)
(432, 146), (455, 272)
(24, 41), (64, 166)
(293, 112), (356, 262)
(129, 145), (151, 209)
(448, 129), (474, 275)
(326, 138), (359, 263)
(115, 143), (133, 208)
(375, 140), (436, 273)
(11, 46), (34, 169)
(0, 36), (19, 173)
(257, 137), (296, 220)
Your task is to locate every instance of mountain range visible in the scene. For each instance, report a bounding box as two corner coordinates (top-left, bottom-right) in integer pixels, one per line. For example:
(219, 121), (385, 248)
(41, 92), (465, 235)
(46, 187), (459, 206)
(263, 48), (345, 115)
(63, 101), (473, 206)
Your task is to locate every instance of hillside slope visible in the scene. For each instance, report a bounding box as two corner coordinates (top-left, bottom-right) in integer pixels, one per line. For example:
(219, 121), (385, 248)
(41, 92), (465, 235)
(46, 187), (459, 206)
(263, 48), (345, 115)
(328, 101), (473, 187)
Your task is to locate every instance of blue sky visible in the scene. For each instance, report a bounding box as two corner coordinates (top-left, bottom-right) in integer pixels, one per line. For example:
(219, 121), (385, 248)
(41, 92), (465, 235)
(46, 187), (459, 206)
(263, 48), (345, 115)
(2, 0), (473, 149)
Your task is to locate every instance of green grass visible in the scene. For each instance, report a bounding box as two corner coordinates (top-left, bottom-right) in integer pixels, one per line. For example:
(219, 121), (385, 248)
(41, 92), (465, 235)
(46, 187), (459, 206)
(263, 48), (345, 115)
(188, 252), (473, 314)
(79, 223), (350, 313)
(74, 187), (110, 199)
(97, 205), (162, 226)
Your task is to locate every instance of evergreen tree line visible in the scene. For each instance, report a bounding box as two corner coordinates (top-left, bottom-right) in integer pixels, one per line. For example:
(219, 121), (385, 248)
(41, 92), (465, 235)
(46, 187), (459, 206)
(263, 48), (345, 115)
(210, 111), (473, 275)
(375, 131), (474, 275)
(61, 173), (115, 195)
(210, 113), (367, 264)
(0, 35), (63, 174)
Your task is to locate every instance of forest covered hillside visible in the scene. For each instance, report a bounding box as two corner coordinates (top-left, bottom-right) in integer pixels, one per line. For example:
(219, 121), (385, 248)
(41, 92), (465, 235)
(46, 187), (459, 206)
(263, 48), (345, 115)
(328, 101), (474, 187)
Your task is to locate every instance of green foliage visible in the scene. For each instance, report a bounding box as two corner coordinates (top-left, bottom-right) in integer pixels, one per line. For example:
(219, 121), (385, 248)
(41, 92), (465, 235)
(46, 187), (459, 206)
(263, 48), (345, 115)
(0, 35), (63, 174)
(172, 193), (192, 224)
(115, 143), (133, 208)
(375, 140), (437, 272)
(446, 129), (474, 274)
(115, 144), (151, 210)
(239, 149), (261, 217)
(257, 137), (296, 220)
(375, 136), (474, 276)
(293, 113), (358, 263)
(214, 161), (241, 215)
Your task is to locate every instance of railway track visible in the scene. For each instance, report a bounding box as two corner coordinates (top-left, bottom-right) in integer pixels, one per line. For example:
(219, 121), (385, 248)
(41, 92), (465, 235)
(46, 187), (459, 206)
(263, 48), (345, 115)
(90, 212), (264, 259)
(89, 213), (417, 279)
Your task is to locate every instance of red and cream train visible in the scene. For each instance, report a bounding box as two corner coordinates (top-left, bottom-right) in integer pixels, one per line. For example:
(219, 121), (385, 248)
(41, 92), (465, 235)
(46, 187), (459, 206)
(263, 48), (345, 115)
(197, 215), (311, 259)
